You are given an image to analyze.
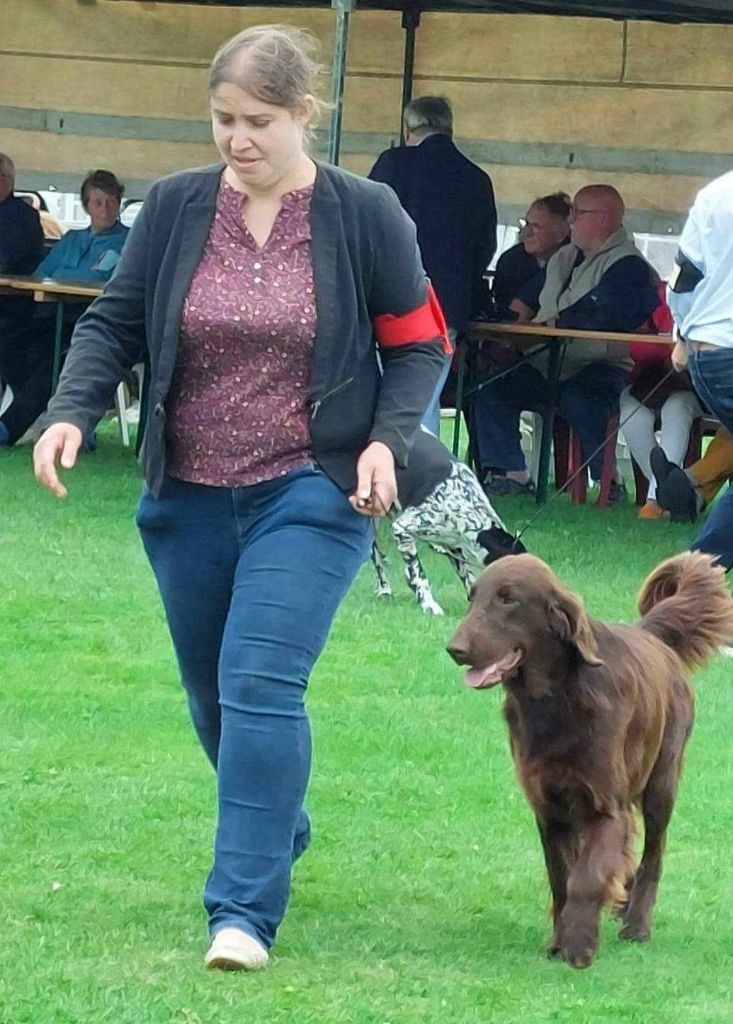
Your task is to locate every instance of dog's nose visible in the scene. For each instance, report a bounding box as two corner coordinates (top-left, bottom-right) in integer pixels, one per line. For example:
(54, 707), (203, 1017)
(446, 636), (471, 665)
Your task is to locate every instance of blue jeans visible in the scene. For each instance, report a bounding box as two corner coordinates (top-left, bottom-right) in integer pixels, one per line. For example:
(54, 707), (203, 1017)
(136, 465), (371, 947)
(689, 347), (733, 570)
(474, 361), (627, 482)
(421, 336), (455, 437)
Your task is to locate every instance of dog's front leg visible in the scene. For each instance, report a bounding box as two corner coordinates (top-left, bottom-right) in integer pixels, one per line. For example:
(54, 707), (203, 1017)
(537, 818), (576, 958)
(559, 814), (628, 968)
(392, 521), (444, 615)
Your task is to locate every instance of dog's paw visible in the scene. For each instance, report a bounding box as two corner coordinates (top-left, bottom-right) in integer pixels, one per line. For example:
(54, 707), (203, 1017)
(375, 585), (393, 599)
(560, 941), (597, 969)
(618, 920), (650, 943)
(419, 598), (445, 616)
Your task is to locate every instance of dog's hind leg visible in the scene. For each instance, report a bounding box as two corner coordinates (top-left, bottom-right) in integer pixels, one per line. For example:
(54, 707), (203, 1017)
(370, 540), (393, 598)
(559, 813), (630, 968)
(620, 714), (691, 943)
(392, 520), (444, 616)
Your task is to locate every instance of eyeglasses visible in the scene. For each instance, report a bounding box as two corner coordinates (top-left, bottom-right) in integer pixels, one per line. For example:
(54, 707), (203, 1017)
(569, 207), (603, 218)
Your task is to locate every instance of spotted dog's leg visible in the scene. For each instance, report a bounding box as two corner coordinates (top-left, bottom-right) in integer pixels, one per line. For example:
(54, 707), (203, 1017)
(449, 551), (478, 599)
(371, 539), (393, 598)
(392, 517), (444, 616)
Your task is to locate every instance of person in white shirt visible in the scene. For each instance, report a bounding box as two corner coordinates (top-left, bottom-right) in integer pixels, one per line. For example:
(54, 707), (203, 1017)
(653, 171), (733, 568)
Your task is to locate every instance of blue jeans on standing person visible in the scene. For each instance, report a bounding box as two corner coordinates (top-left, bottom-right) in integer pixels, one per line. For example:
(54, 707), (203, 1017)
(421, 331), (456, 437)
(136, 464), (371, 948)
(474, 360), (628, 482)
(689, 346), (733, 570)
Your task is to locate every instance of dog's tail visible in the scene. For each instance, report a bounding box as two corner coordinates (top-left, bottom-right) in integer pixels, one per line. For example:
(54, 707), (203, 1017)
(637, 551), (733, 669)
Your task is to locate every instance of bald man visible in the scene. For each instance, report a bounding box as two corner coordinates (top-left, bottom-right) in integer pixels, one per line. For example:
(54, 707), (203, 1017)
(475, 184), (659, 500)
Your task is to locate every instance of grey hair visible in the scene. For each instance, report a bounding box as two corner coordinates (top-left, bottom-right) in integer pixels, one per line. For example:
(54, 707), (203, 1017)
(208, 24), (326, 132)
(403, 96), (453, 138)
(0, 152), (16, 181)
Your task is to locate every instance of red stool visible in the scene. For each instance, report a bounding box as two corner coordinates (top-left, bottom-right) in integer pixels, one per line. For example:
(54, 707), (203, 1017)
(554, 414), (619, 507)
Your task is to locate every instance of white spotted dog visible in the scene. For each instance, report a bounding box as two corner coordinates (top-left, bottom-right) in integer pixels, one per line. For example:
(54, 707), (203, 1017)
(372, 430), (524, 616)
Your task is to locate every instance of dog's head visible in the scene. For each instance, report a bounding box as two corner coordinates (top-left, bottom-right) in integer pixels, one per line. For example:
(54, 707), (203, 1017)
(446, 554), (601, 690)
(477, 526), (527, 565)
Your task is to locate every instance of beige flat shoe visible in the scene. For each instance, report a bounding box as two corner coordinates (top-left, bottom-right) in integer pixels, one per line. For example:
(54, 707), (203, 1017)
(205, 928), (269, 971)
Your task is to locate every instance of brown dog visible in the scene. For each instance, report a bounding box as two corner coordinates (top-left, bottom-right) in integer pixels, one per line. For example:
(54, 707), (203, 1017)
(447, 551), (733, 969)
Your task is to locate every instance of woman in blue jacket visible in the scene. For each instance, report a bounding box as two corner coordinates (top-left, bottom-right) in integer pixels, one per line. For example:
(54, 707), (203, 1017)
(34, 169), (128, 282)
(0, 171), (129, 445)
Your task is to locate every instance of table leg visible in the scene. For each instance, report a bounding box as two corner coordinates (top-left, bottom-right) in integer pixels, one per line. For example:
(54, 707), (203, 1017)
(51, 301), (64, 392)
(535, 340), (564, 505)
(452, 336), (466, 457)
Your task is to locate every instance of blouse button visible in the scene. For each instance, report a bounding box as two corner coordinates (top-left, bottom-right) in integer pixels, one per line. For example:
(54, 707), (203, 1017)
(254, 277), (262, 284)
(253, 262), (262, 270)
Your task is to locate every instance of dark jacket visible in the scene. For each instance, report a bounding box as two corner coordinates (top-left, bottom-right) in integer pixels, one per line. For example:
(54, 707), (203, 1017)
(42, 162), (446, 497)
(492, 243), (543, 318)
(0, 193), (44, 274)
(557, 255), (659, 333)
(396, 429), (454, 509)
(369, 134), (497, 331)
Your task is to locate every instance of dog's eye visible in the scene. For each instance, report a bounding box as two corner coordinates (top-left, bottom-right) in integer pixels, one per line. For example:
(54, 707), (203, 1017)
(497, 588), (516, 606)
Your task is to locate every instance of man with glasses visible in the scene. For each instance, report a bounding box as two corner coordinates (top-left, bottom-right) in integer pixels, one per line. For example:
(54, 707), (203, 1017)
(476, 184), (658, 500)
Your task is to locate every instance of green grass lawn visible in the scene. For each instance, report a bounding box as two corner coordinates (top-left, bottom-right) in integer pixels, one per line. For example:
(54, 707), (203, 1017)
(1, 432), (731, 1023)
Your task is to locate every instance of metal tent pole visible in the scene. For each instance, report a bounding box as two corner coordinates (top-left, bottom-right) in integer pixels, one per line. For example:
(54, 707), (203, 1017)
(327, 0), (355, 165)
(400, 6), (421, 143)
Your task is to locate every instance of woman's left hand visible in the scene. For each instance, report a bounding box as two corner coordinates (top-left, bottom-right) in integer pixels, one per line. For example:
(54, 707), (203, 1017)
(350, 441), (397, 517)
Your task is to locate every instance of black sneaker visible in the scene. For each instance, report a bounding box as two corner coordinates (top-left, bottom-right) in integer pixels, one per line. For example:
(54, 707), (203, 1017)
(651, 446), (698, 522)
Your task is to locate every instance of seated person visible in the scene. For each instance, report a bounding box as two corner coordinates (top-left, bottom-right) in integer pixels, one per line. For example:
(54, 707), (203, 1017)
(492, 192), (571, 321)
(1, 151), (45, 433)
(0, 169), (128, 448)
(475, 185), (659, 500)
(620, 293), (702, 519)
(23, 193), (65, 241)
(0, 153), (44, 275)
(34, 169), (128, 282)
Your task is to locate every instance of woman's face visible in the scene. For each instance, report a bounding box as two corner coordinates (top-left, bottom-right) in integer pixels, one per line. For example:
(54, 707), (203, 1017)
(522, 203), (568, 259)
(85, 188), (120, 232)
(210, 82), (312, 192)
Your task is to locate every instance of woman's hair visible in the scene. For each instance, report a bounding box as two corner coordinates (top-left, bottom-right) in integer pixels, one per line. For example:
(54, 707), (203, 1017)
(532, 191), (572, 222)
(208, 25), (326, 130)
(80, 169), (125, 208)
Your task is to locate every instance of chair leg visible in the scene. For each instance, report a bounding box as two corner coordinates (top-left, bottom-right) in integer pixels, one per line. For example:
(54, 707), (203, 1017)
(553, 417), (570, 490)
(596, 414), (619, 508)
(632, 456), (649, 505)
(114, 381), (130, 447)
(569, 432), (588, 504)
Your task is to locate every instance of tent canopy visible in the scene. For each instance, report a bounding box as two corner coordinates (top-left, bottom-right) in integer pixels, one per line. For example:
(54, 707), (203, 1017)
(142, 0), (733, 26)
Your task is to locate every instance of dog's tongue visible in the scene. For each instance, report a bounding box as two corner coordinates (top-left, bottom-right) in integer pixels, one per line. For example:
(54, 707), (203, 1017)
(464, 650), (521, 689)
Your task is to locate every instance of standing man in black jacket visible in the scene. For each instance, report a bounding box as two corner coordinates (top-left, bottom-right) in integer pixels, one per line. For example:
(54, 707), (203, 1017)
(369, 96), (497, 435)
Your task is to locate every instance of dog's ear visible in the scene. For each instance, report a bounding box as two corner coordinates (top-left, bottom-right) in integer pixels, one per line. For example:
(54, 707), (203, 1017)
(548, 585), (602, 666)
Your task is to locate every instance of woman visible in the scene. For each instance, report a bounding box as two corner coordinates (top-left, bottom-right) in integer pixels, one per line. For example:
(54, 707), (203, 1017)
(34, 169), (128, 282)
(619, 289), (702, 519)
(33, 26), (447, 971)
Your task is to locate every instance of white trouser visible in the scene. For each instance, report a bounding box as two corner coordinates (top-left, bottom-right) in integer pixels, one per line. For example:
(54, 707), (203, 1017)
(620, 387), (703, 500)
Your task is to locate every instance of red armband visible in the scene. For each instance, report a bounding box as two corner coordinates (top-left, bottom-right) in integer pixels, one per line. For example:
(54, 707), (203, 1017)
(374, 284), (452, 355)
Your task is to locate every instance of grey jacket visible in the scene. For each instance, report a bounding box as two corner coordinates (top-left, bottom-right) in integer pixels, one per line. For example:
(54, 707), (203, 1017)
(43, 162), (447, 496)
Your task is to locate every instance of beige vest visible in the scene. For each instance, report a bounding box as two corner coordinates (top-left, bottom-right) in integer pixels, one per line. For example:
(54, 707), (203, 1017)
(531, 228), (650, 379)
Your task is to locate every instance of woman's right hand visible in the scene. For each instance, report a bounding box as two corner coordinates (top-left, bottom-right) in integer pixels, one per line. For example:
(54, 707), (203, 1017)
(33, 423), (84, 498)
